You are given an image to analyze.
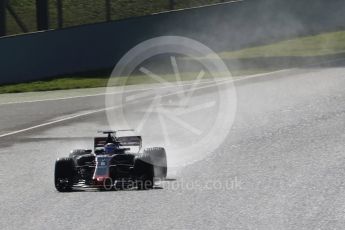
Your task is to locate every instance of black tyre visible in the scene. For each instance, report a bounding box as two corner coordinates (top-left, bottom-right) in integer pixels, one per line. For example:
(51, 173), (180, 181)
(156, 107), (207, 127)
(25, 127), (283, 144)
(54, 157), (76, 192)
(134, 153), (154, 190)
(144, 147), (167, 179)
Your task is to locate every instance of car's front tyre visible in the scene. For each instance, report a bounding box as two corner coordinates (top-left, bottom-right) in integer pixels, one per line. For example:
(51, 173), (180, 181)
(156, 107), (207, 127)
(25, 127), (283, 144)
(134, 153), (154, 190)
(144, 147), (167, 180)
(54, 157), (76, 192)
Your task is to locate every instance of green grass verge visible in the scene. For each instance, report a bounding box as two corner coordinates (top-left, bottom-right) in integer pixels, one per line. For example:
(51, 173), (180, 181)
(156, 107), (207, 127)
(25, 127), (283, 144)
(0, 70), (245, 94)
(1, 30), (345, 94)
(0, 77), (109, 94)
(217, 30), (345, 59)
(0, 68), (282, 94)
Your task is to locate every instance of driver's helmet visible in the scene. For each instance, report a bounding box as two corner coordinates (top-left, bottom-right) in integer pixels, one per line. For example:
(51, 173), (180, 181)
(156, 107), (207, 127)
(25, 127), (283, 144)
(104, 143), (116, 154)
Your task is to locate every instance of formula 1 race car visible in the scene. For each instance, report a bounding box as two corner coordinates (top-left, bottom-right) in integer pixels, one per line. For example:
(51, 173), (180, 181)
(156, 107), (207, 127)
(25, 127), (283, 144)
(54, 130), (167, 192)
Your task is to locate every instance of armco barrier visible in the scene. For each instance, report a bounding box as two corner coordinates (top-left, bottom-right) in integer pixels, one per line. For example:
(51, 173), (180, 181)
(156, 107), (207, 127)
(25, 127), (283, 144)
(0, 0), (344, 85)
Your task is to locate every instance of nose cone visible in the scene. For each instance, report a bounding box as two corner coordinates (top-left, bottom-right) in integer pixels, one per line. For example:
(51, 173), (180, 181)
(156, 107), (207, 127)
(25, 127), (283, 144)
(93, 176), (113, 189)
(95, 176), (106, 181)
(93, 176), (106, 184)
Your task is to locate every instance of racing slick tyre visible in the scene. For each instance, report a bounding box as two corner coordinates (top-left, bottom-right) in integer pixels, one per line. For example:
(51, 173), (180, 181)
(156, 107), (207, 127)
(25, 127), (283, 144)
(144, 147), (167, 180)
(54, 157), (76, 192)
(134, 153), (154, 190)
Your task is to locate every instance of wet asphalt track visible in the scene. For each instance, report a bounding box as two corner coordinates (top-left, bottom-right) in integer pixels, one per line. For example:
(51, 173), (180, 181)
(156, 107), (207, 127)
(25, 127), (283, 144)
(1, 66), (345, 230)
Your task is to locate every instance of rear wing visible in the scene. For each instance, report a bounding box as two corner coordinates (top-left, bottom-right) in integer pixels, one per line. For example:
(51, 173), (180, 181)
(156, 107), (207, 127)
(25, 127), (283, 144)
(94, 137), (107, 148)
(94, 136), (142, 149)
(117, 136), (142, 148)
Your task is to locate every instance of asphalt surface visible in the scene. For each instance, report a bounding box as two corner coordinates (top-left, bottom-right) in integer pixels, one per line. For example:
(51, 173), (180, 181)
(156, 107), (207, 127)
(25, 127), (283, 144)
(1, 66), (345, 230)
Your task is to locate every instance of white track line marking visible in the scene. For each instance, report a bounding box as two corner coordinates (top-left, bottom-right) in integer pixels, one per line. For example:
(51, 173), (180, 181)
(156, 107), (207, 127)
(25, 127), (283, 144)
(0, 107), (119, 138)
(0, 69), (288, 106)
(0, 92), (112, 106)
(0, 69), (290, 138)
(2, 56), (344, 106)
(0, 79), (215, 106)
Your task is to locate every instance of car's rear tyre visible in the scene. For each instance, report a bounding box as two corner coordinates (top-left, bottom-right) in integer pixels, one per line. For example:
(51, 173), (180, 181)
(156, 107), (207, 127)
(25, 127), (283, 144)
(54, 157), (76, 192)
(134, 153), (154, 190)
(144, 147), (167, 180)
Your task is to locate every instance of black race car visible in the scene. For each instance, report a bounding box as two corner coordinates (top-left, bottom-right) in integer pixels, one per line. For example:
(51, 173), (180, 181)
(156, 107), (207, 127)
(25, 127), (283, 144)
(54, 130), (167, 192)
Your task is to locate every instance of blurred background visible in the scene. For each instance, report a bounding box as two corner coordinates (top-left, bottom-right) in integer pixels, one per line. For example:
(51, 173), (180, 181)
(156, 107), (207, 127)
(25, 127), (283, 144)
(0, 0), (344, 90)
(0, 0), (231, 36)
